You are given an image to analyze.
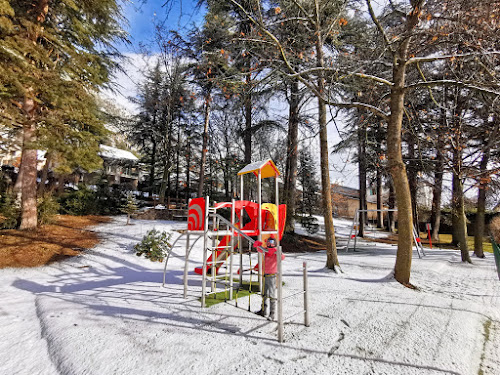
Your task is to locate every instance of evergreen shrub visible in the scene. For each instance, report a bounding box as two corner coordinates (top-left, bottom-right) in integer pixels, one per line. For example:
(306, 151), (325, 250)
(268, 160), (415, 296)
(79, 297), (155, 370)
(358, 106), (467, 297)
(37, 194), (60, 225)
(59, 186), (99, 215)
(134, 229), (172, 262)
(59, 184), (128, 216)
(299, 215), (319, 234)
(0, 192), (19, 229)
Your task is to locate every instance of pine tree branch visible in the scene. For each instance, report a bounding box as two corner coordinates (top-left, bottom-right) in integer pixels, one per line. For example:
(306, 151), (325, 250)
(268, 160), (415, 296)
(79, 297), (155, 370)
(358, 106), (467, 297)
(405, 80), (500, 96)
(366, 0), (395, 53)
(289, 0), (316, 26)
(407, 51), (500, 65)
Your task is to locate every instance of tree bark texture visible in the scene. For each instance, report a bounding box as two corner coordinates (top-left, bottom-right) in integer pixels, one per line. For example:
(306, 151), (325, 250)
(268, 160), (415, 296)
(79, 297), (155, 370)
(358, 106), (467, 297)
(358, 121), (367, 237)
(159, 164), (170, 204)
(37, 152), (51, 196)
(150, 137), (156, 193)
(242, 71), (253, 198)
(284, 79), (300, 233)
(388, 177), (396, 233)
(186, 139), (191, 204)
(430, 135), (444, 242)
(314, 0), (338, 270)
(376, 169), (383, 228)
(376, 121), (383, 228)
(386, 1), (426, 285)
(19, 122), (38, 230)
(198, 92), (211, 197)
(407, 133), (419, 228)
(388, 62), (414, 285)
(451, 169), (471, 262)
(474, 149), (490, 258)
(175, 128), (181, 202)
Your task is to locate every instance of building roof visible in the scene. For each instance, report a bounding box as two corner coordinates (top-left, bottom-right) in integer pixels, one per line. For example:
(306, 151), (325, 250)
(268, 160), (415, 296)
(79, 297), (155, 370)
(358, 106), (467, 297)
(237, 159), (280, 179)
(99, 145), (138, 161)
(331, 184), (383, 205)
(332, 185), (360, 199)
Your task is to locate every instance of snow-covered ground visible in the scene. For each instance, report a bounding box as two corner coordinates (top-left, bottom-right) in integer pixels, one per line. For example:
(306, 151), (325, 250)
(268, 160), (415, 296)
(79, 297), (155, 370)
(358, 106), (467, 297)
(1, 217), (499, 375)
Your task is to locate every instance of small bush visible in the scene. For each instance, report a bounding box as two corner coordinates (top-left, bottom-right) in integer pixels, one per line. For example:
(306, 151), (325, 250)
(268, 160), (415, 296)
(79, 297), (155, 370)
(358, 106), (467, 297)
(0, 192), (19, 229)
(490, 216), (500, 244)
(134, 229), (173, 262)
(95, 183), (127, 215)
(121, 193), (138, 224)
(37, 194), (60, 225)
(59, 186), (99, 215)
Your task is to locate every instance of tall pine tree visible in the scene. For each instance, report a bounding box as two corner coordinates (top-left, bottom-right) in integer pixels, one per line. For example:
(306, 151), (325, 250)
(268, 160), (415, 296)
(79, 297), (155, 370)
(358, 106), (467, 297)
(0, 0), (127, 229)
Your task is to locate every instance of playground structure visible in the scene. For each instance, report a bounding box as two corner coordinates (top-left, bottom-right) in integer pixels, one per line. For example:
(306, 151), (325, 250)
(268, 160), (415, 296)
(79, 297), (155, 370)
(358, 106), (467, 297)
(162, 159), (310, 343)
(346, 209), (426, 258)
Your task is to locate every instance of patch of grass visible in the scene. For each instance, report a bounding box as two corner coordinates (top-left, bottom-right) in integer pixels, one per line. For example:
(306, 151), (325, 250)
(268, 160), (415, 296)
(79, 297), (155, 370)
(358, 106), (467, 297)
(201, 278), (284, 308)
(423, 233), (493, 253)
(202, 279), (260, 307)
(364, 231), (492, 253)
(0, 215), (109, 268)
(478, 318), (492, 375)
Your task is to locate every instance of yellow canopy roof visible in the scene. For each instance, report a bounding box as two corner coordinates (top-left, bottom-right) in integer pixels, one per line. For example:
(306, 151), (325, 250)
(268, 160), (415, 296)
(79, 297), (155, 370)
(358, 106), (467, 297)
(237, 159), (280, 179)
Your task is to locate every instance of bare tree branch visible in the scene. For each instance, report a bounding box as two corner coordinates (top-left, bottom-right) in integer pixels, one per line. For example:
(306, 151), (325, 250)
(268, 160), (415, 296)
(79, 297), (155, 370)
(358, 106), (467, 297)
(328, 101), (390, 120)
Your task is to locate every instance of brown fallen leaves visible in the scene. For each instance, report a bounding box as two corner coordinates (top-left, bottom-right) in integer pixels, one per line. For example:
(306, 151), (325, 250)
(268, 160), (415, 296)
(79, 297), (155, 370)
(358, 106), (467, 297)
(0, 215), (109, 268)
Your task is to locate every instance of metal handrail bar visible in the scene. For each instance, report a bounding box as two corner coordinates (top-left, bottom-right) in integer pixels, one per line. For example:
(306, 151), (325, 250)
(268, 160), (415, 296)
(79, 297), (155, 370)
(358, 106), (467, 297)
(162, 233), (203, 286)
(209, 213), (271, 254)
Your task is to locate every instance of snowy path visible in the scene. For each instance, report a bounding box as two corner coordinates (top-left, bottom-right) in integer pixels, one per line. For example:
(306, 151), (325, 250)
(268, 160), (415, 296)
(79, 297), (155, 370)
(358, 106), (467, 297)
(1, 217), (499, 375)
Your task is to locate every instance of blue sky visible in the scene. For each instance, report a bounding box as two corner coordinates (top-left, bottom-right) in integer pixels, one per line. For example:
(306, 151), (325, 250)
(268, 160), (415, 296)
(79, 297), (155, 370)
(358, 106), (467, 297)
(120, 0), (205, 52)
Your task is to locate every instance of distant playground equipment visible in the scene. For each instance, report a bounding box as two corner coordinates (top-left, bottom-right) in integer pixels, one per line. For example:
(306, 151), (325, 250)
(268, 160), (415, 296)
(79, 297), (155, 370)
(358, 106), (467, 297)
(491, 239), (500, 280)
(346, 209), (426, 258)
(162, 159), (310, 343)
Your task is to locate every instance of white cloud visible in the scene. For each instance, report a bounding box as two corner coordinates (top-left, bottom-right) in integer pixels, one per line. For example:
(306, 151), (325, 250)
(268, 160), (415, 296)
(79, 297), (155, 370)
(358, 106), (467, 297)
(101, 53), (160, 115)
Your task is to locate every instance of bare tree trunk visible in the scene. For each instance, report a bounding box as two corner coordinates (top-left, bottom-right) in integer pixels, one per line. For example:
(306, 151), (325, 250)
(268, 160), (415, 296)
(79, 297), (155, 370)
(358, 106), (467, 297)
(474, 149), (489, 258)
(430, 136), (444, 242)
(19, 121), (38, 230)
(150, 137), (156, 193)
(244, 73), (252, 166)
(57, 174), (65, 196)
(376, 121), (383, 228)
(388, 62), (414, 285)
(452, 169), (471, 262)
(186, 139), (191, 204)
(376, 169), (383, 228)
(314, 0), (338, 270)
(385, 0), (428, 285)
(159, 163), (170, 204)
(175, 128), (181, 202)
(284, 79), (300, 233)
(358, 121), (367, 237)
(198, 92), (211, 197)
(388, 177), (396, 233)
(407, 133), (419, 229)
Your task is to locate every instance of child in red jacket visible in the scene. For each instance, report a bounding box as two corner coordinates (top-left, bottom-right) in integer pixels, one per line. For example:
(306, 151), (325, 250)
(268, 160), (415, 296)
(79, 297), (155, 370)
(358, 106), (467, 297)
(253, 236), (285, 321)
